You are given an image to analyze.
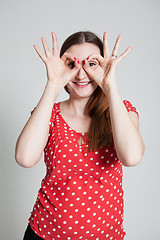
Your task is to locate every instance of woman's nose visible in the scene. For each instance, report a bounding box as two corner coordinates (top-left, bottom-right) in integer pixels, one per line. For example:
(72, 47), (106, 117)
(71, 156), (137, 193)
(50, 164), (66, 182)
(76, 66), (87, 80)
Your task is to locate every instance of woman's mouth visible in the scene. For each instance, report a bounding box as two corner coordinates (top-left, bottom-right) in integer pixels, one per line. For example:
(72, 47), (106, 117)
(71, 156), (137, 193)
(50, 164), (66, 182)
(73, 81), (92, 87)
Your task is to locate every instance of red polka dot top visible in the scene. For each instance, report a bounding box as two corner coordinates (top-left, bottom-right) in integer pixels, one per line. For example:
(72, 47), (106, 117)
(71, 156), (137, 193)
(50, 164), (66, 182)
(28, 100), (139, 240)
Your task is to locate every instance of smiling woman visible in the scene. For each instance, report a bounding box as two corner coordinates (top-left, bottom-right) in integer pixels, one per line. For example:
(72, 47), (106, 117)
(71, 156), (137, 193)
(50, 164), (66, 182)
(15, 31), (145, 240)
(60, 32), (114, 151)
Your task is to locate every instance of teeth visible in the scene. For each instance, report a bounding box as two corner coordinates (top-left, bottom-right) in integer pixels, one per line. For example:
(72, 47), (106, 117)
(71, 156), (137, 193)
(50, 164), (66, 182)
(75, 82), (90, 85)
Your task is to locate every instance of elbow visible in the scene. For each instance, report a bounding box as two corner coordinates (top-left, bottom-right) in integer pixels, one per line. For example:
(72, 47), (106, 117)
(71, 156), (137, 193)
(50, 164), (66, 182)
(15, 148), (39, 168)
(122, 141), (145, 167)
(15, 153), (35, 168)
(15, 141), (42, 168)
(122, 156), (143, 167)
(122, 151), (144, 167)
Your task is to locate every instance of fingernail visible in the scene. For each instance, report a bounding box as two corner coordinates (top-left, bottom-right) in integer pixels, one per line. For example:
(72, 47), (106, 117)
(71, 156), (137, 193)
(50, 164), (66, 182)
(77, 60), (79, 64)
(87, 57), (89, 60)
(74, 57), (77, 60)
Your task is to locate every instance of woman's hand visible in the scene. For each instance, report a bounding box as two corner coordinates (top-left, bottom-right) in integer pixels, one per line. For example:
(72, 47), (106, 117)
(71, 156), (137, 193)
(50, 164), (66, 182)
(83, 32), (132, 92)
(34, 32), (80, 89)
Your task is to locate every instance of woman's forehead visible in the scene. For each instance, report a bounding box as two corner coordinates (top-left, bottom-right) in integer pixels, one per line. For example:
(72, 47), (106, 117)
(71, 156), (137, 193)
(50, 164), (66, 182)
(66, 42), (101, 60)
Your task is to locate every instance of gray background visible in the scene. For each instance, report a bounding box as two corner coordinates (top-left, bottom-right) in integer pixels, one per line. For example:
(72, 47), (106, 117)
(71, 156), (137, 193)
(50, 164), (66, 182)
(0, 0), (159, 239)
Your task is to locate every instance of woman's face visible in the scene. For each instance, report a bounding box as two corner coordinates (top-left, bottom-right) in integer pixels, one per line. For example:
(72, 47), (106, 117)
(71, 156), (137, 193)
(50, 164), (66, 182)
(65, 42), (101, 99)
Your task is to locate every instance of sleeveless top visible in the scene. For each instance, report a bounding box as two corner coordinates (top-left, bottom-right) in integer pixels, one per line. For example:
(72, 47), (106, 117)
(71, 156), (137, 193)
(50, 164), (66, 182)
(28, 100), (139, 240)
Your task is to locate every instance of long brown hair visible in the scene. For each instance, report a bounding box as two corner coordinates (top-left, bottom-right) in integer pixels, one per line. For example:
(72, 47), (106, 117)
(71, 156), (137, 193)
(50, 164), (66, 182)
(60, 31), (113, 151)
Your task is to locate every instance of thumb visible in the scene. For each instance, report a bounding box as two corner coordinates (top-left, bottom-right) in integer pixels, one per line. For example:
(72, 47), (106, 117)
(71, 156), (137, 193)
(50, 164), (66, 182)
(83, 60), (104, 85)
(82, 60), (95, 79)
(69, 59), (81, 77)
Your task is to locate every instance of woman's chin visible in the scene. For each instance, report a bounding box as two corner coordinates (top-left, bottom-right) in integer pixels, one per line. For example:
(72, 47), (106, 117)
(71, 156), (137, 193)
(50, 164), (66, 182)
(69, 88), (97, 99)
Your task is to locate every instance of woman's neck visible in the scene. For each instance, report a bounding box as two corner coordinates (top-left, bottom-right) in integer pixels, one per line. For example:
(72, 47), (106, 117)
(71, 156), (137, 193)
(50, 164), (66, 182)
(66, 96), (90, 117)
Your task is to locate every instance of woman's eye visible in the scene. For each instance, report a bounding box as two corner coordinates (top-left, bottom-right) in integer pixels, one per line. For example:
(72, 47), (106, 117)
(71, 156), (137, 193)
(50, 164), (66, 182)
(89, 62), (98, 69)
(89, 62), (96, 67)
(68, 62), (75, 69)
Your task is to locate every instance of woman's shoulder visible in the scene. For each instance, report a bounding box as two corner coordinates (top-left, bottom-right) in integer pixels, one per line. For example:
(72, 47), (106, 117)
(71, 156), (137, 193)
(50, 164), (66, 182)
(49, 102), (60, 120)
(123, 99), (139, 117)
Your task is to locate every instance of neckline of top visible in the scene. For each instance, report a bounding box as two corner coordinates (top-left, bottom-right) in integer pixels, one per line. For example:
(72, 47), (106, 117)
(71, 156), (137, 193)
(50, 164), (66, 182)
(57, 102), (87, 136)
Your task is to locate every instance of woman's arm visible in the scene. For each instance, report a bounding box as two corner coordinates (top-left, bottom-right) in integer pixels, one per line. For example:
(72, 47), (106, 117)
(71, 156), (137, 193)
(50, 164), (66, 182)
(15, 33), (80, 168)
(104, 81), (145, 167)
(15, 82), (62, 168)
(83, 32), (145, 166)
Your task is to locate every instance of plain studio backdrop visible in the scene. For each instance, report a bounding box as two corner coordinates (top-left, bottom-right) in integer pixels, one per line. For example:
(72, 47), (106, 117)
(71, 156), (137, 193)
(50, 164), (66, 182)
(0, 0), (159, 239)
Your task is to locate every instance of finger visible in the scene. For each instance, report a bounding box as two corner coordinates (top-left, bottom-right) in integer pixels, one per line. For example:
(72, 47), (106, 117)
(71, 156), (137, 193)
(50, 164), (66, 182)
(103, 32), (110, 59)
(112, 34), (122, 57)
(33, 44), (47, 62)
(67, 59), (81, 79)
(116, 46), (132, 64)
(61, 52), (76, 62)
(83, 59), (101, 79)
(82, 60), (94, 78)
(71, 60), (81, 72)
(41, 37), (52, 58)
(51, 32), (59, 57)
(86, 54), (105, 66)
(61, 52), (81, 70)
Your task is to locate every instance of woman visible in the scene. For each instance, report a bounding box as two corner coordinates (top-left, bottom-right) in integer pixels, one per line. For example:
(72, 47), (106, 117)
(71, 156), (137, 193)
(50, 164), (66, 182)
(15, 31), (145, 240)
